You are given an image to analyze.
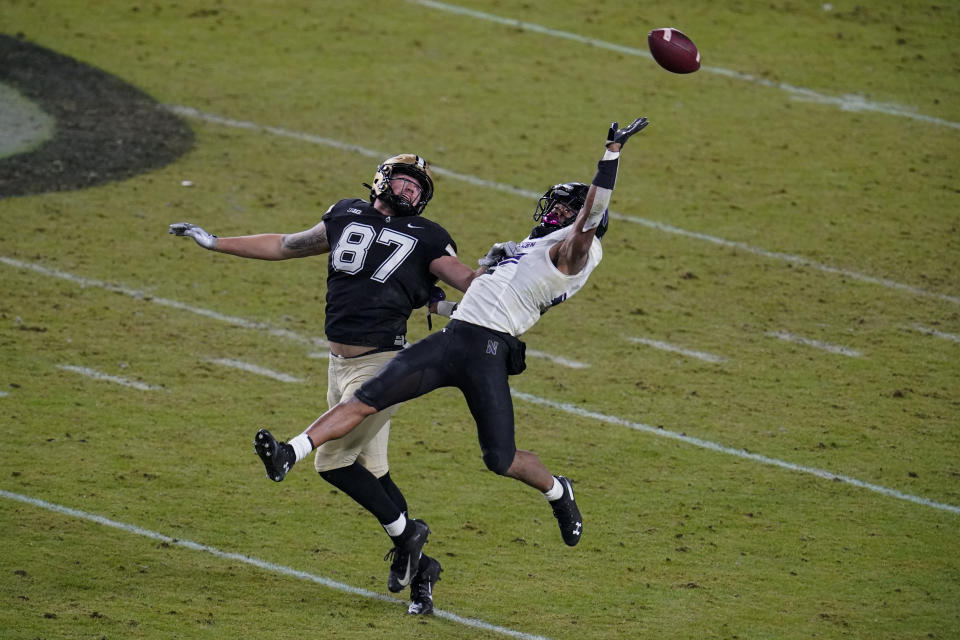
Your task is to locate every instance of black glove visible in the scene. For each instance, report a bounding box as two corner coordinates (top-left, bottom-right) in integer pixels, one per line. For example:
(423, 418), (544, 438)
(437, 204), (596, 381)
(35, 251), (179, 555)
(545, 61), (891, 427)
(606, 117), (649, 148)
(428, 286), (446, 307)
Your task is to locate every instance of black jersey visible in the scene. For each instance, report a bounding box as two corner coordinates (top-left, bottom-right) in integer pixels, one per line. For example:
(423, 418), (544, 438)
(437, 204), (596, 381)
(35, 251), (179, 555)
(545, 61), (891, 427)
(321, 198), (458, 348)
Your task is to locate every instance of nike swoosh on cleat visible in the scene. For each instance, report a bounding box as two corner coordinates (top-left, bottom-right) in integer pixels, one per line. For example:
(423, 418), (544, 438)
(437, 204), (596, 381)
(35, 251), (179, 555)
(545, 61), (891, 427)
(400, 561), (414, 585)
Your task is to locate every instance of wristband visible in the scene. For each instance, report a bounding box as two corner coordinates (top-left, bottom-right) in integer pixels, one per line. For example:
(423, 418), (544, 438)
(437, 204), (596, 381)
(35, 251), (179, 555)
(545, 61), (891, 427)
(593, 153), (619, 191)
(437, 300), (458, 317)
(587, 151), (618, 230)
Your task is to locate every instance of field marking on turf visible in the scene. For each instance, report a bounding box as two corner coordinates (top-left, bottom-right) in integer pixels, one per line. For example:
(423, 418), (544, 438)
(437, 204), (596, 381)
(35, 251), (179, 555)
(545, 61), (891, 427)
(57, 365), (164, 391)
(525, 348), (588, 369)
(0, 256), (329, 348)
(408, 0), (960, 131)
(626, 336), (727, 364)
(912, 324), (960, 343)
(207, 358), (305, 383)
(311, 347), (588, 368)
(0, 490), (551, 640)
(0, 255), (585, 369)
(765, 330), (862, 357)
(511, 391), (960, 516)
(605, 214), (960, 307)
(166, 106), (960, 308)
(6, 256), (956, 516)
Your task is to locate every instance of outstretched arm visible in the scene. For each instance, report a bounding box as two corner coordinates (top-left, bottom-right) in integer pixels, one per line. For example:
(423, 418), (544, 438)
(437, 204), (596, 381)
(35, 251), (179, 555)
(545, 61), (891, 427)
(428, 238), (520, 301)
(551, 117), (649, 275)
(429, 254), (488, 293)
(169, 220), (331, 260)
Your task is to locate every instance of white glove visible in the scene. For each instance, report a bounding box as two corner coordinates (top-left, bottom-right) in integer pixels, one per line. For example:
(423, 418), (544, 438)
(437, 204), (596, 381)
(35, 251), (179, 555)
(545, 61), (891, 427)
(169, 222), (218, 250)
(478, 241), (518, 270)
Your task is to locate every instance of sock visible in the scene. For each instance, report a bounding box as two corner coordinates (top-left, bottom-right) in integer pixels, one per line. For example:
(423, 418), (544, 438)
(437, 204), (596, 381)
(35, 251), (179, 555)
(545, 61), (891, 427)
(318, 462), (403, 525)
(289, 433), (313, 463)
(543, 476), (564, 501)
(383, 512), (407, 538)
(378, 471), (409, 515)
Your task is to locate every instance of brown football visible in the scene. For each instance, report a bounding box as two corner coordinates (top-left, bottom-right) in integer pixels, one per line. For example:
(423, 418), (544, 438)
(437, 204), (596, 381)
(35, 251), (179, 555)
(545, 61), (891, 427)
(647, 27), (701, 74)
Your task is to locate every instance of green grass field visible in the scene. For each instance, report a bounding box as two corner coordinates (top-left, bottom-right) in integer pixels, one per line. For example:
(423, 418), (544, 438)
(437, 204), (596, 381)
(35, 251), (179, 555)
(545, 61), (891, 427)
(1, 1), (958, 638)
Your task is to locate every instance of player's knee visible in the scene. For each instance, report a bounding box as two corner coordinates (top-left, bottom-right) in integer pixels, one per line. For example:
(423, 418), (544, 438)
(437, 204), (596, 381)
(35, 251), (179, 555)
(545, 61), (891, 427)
(482, 447), (515, 476)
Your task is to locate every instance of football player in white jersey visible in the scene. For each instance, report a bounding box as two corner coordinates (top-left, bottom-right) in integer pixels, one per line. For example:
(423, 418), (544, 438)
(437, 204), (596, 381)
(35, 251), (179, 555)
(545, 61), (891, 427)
(253, 116), (649, 592)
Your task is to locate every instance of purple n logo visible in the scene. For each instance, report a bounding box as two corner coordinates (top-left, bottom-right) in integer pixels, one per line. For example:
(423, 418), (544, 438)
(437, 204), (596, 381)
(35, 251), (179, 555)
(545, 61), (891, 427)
(486, 339), (499, 355)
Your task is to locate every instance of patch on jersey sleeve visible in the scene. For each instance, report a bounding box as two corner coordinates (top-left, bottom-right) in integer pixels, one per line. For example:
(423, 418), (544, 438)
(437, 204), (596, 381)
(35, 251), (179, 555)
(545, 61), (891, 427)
(445, 243), (457, 257)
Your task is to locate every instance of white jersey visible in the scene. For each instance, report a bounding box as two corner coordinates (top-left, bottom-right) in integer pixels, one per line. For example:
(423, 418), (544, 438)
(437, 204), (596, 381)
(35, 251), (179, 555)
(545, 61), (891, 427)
(452, 226), (603, 337)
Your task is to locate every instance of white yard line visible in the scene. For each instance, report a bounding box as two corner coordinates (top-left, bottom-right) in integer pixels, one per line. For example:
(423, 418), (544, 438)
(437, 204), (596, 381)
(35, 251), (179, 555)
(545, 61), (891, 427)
(4, 257), (955, 515)
(525, 348), (588, 369)
(0, 255), (582, 369)
(626, 336), (727, 364)
(57, 365), (163, 391)
(207, 358), (305, 383)
(0, 256), (328, 348)
(765, 330), (862, 357)
(608, 213), (960, 307)
(511, 391), (960, 516)
(407, 0), (960, 131)
(0, 489), (552, 640)
(912, 324), (960, 343)
(166, 106), (960, 308)
(311, 347), (588, 368)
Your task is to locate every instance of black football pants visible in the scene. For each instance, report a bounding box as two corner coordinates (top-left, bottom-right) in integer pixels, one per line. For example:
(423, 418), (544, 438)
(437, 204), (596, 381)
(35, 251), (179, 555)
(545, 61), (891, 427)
(355, 320), (518, 474)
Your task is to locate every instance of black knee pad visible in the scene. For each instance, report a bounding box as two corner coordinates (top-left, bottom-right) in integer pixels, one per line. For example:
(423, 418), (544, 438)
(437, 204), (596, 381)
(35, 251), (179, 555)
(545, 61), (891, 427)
(482, 447), (515, 476)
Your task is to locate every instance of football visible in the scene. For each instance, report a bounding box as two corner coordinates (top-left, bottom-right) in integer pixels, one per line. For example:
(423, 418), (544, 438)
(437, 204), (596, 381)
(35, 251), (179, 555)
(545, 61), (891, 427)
(647, 27), (701, 74)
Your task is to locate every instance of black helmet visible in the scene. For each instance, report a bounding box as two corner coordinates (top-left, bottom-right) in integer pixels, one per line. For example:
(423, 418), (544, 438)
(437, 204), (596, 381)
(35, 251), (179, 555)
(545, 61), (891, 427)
(367, 154), (434, 216)
(531, 182), (585, 238)
(530, 182), (609, 239)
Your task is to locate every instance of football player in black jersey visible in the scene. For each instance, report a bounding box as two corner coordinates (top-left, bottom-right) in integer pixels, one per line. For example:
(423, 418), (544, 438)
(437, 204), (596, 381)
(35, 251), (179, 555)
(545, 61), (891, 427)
(170, 154), (496, 613)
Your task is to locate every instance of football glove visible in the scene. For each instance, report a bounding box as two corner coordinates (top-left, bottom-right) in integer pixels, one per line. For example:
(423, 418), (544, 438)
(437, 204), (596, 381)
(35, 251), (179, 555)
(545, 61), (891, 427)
(426, 286), (457, 328)
(605, 117), (649, 148)
(169, 222), (217, 250)
(478, 241), (518, 271)
(428, 286), (446, 309)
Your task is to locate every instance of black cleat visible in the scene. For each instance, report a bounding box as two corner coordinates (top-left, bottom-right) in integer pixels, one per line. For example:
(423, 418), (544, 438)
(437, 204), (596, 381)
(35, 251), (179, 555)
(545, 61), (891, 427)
(550, 475), (583, 546)
(407, 555), (442, 615)
(384, 519), (430, 592)
(254, 428), (295, 482)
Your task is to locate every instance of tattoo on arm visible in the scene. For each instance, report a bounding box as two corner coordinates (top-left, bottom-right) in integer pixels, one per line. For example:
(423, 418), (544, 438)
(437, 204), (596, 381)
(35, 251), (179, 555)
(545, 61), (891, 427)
(282, 223), (330, 256)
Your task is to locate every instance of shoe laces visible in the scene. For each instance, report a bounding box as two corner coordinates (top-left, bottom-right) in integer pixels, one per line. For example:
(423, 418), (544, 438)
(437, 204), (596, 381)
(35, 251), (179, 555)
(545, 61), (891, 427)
(384, 547), (407, 573)
(411, 575), (433, 601)
(411, 562), (439, 599)
(551, 489), (576, 520)
(552, 500), (573, 518)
